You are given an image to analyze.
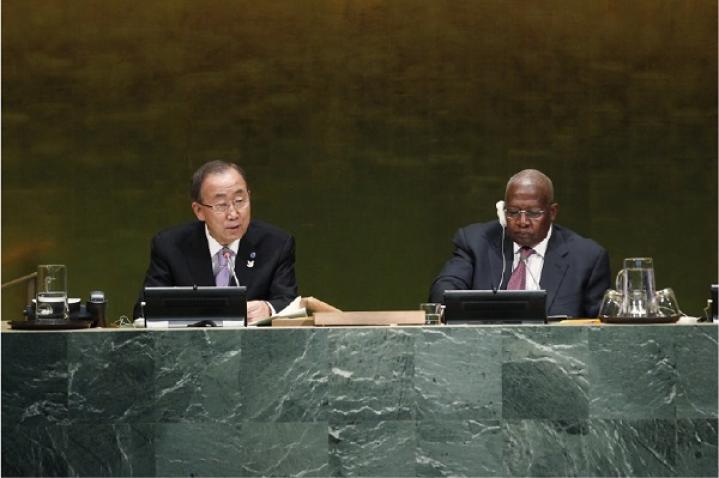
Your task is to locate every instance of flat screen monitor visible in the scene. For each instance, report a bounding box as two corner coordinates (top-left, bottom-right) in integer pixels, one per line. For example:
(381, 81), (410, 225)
(143, 286), (247, 327)
(443, 290), (547, 324)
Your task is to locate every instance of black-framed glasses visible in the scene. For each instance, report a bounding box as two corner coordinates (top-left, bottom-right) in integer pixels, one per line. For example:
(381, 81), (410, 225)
(199, 197), (249, 214)
(505, 208), (545, 220)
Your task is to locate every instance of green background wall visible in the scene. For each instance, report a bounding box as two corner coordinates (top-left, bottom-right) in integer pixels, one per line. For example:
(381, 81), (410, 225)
(3, 0), (717, 320)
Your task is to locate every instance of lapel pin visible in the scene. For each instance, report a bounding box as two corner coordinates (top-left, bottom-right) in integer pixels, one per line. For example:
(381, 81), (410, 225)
(250, 252), (256, 259)
(247, 260), (255, 268)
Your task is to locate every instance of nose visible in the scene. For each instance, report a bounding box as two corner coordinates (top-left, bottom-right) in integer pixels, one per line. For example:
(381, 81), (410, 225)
(226, 204), (240, 218)
(518, 212), (531, 226)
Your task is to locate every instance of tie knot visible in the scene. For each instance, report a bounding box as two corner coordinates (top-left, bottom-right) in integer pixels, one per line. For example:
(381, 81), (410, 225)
(519, 246), (536, 259)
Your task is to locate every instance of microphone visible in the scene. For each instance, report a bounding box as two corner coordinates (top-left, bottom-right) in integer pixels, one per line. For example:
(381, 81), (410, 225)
(224, 250), (241, 287)
(223, 250), (246, 327)
(521, 253), (541, 289)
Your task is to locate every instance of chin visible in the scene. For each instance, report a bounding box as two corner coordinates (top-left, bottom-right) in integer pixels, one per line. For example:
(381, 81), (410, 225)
(512, 236), (535, 247)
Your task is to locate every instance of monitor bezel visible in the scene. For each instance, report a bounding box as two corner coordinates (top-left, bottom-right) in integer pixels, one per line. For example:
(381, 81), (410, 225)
(142, 286), (247, 327)
(443, 289), (547, 324)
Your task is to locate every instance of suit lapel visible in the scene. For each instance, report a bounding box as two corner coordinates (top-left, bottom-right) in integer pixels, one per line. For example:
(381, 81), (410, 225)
(235, 222), (258, 288)
(541, 228), (569, 312)
(183, 222), (214, 286)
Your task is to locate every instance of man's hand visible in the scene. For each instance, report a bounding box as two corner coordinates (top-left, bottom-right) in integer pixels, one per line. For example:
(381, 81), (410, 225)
(247, 300), (271, 323)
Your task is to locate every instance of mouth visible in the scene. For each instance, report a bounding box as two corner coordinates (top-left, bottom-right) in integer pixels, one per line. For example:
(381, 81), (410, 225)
(512, 231), (534, 243)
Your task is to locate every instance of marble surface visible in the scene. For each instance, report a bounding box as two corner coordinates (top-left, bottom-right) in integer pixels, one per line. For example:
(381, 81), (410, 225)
(2, 324), (717, 477)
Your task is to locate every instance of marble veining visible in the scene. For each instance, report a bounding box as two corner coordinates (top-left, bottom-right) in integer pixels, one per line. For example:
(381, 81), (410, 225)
(589, 327), (678, 419)
(2, 325), (717, 477)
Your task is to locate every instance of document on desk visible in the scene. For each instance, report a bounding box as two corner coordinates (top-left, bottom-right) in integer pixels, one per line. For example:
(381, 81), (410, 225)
(249, 297), (308, 327)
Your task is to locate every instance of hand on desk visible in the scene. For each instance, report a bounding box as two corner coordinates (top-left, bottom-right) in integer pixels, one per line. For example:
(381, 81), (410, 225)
(247, 300), (271, 324)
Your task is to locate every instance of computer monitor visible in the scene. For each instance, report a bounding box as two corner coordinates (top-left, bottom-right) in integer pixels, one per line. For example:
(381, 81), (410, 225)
(142, 286), (247, 327)
(443, 289), (547, 324)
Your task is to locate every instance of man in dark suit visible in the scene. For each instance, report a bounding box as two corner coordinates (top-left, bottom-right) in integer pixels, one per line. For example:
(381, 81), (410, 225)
(134, 161), (297, 322)
(429, 169), (610, 317)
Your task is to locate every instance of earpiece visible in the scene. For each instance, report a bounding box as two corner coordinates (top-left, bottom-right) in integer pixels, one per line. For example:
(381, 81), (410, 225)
(496, 200), (506, 228)
(496, 200), (507, 290)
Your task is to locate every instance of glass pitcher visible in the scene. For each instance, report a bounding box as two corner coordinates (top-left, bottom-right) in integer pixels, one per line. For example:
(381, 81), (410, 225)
(35, 264), (69, 320)
(615, 257), (658, 317)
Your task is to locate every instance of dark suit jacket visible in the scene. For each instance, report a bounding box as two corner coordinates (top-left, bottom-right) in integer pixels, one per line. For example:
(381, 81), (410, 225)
(429, 221), (611, 317)
(134, 220), (298, 318)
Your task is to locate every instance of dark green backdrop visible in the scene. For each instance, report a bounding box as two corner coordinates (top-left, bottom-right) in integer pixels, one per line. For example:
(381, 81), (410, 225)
(3, 0), (717, 320)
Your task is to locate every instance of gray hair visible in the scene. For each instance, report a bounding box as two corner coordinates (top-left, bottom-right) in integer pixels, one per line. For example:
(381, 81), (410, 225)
(190, 161), (248, 203)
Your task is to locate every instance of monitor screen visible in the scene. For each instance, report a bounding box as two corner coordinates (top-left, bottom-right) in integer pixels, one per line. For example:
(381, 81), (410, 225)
(443, 290), (547, 324)
(143, 286), (247, 327)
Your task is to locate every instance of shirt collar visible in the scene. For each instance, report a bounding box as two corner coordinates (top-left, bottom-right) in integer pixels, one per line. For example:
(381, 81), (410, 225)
(205, 224), (240, 257)
(513, 224), (552, 258)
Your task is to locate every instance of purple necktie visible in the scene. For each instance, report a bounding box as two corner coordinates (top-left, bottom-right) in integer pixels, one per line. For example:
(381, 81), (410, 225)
(215, 248), (234, 286)
(507, 247), (536, 290)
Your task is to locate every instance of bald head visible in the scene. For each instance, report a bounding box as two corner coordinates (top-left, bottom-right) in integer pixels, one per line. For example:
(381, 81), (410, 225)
(505, 169), (554, 204)
(503, 169), (558, 247)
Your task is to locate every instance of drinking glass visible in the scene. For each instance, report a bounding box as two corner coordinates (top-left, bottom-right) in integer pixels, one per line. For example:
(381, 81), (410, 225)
(598, 290), (623, 318)
(655, 288), (682, 317)
(420, 303), (443, 325)
(35, 265), (68, 320)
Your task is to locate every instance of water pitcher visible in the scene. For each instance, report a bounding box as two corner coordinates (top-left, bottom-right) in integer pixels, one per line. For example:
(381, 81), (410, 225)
(615, 257), (658, 317)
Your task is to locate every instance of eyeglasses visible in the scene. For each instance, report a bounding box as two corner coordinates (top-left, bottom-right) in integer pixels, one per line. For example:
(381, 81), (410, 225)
(199, 197), (249, 214)
(504, 208), (545, 220)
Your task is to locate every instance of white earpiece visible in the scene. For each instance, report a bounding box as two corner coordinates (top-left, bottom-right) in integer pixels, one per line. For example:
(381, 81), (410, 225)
(496, 200), (507, 290)
(496, 200), (506, 228)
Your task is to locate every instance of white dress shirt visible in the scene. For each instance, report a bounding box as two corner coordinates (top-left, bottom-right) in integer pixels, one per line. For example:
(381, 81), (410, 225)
(511, 225), (553, 290)
(205, 226), (240, 276)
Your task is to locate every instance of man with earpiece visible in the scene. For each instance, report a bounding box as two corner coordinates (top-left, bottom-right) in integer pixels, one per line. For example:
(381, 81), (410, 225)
(429, 169), (610, 318)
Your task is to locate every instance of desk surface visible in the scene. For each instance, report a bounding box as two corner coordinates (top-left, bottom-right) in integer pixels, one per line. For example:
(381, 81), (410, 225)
(1, 314), (708, 332)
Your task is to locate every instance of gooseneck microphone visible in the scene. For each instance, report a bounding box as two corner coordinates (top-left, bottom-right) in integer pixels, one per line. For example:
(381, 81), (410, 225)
(522, 253), (541, 289)
(224, 250), (241, 287)
(222, 249), (247, 327)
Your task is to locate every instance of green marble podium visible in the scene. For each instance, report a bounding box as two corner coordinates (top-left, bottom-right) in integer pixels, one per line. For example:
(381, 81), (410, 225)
(2, 324), (717, 477)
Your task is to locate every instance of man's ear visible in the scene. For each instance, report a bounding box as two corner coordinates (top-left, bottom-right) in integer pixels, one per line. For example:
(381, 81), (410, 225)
(549, 202), (559, 222)
(192, 202), (205, 221)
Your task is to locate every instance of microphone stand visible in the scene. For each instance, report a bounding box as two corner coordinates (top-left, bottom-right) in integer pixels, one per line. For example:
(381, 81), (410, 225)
(523, 256), (541, 289)
(224, 252), (245, 326)
(225, 252), (241, 288)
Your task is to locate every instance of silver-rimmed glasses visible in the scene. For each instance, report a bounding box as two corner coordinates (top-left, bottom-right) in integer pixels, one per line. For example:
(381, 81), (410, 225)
(504, 208), (545, 220)
(199, 197), (250, 214)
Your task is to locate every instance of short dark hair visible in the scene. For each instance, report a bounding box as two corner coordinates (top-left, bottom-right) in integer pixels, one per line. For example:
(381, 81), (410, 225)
(190, 161), (248, 203)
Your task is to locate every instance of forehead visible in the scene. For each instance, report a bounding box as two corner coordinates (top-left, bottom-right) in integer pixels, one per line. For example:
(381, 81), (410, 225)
(505, 183), (548, 206)
(200, 169), (247, 199)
